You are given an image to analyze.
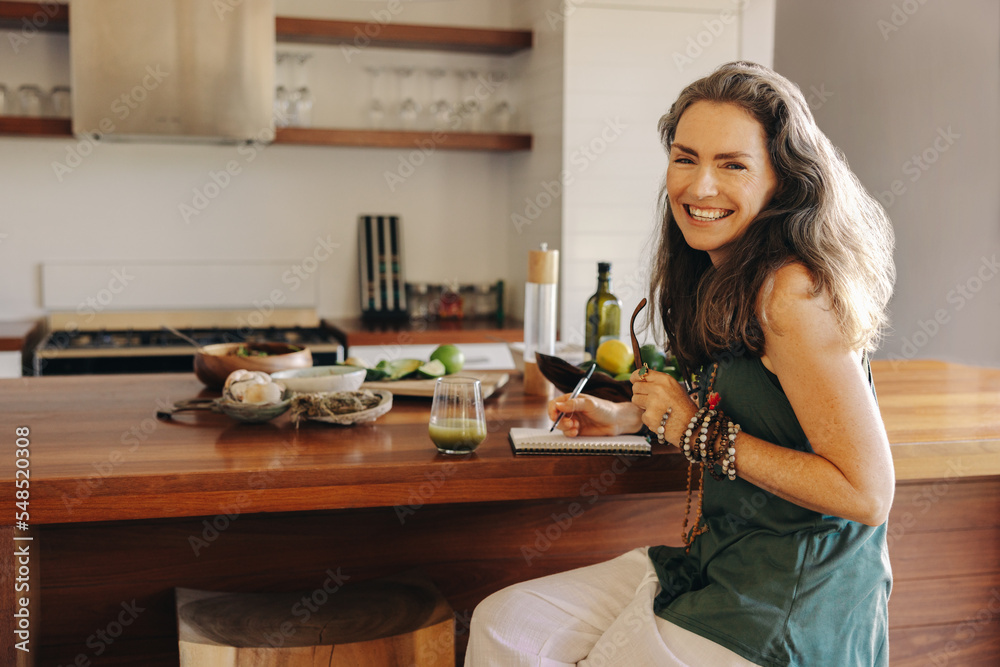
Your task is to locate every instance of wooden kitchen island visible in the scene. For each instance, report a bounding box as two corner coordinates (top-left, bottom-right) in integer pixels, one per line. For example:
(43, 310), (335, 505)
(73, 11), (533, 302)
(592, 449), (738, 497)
(2, 360), (999, 666)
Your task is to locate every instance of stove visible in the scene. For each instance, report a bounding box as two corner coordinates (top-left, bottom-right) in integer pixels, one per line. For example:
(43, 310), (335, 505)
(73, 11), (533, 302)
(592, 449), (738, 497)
(32, 311), (345, 377)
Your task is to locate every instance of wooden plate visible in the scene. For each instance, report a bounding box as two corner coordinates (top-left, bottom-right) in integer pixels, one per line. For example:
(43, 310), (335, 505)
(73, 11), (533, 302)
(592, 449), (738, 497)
(361, 371), (510, 398)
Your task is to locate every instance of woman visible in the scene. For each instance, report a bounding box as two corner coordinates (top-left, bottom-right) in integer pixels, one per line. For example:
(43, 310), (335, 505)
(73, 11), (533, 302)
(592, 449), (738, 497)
(465, 61), (896, 666)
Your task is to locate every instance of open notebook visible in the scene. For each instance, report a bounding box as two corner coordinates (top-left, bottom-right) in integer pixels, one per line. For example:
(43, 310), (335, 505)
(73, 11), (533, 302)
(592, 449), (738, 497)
(509, 428), (652, 456)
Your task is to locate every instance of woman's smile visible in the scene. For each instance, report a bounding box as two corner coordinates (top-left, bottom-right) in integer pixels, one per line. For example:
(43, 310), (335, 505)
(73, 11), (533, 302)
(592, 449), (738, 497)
(667, 101), (778, 265)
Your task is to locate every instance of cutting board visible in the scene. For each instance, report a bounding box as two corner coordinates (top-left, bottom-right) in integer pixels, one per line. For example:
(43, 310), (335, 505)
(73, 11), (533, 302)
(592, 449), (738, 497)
(362, 371), (510, 398)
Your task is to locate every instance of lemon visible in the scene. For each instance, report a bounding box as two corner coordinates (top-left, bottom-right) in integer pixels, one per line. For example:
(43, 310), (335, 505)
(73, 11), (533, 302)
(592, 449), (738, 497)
(430, 344), (464, 374)
(595, 339), (633, 376)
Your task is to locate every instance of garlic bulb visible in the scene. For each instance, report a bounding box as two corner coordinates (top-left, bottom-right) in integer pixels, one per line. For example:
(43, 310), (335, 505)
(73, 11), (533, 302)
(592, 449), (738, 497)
(223, 370), (285, 404)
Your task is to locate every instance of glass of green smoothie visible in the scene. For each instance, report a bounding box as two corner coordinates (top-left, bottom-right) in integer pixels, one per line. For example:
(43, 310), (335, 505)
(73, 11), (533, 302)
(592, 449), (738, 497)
(429, 376), (487, 455)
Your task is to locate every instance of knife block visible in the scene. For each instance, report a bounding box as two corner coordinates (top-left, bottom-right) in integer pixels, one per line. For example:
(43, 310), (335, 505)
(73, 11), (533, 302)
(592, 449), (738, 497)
(358, 215), (409, 323)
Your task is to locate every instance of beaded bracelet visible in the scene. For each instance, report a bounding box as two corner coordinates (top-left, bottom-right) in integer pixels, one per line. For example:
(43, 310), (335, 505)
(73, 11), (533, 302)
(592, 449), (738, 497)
(696, 408), (716, 462)
(721, 421), (741, 480)
(656, 408), (672, 444)
(680, 407), (708, 463)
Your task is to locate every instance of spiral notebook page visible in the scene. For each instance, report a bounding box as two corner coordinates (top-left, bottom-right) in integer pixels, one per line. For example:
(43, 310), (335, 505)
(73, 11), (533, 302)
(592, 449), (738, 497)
(508, 428), (651, 456)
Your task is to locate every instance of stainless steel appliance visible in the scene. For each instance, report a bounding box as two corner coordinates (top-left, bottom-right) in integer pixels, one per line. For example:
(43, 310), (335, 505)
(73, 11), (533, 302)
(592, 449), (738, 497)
(32, 311), (344, 377)
(70, 0), (275, 144)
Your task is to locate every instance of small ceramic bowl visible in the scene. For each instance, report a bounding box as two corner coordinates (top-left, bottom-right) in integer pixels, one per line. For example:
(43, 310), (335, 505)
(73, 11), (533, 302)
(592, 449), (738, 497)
(270, 365), (367, 394)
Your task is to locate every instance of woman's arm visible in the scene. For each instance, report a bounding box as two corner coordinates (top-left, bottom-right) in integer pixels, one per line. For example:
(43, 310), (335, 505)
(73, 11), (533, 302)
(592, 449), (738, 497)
(737, 263), (895, 525)
(629, 263), (894, 526)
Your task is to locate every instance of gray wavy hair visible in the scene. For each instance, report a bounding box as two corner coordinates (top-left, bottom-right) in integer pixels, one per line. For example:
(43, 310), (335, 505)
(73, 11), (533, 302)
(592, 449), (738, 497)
(651, 61), (895, 373)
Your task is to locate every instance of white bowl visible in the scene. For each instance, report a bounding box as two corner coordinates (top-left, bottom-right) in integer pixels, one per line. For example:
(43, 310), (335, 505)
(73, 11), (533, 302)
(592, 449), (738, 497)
(270, 365), (367, 394)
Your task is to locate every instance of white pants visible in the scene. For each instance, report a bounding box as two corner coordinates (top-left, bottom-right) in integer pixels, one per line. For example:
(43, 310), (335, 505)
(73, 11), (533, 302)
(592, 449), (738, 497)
(465, 547), (761, 667)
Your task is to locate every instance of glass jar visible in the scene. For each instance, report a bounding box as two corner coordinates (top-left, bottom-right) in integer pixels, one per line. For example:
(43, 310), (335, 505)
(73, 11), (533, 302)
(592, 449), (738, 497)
(407, 282), (430, 320)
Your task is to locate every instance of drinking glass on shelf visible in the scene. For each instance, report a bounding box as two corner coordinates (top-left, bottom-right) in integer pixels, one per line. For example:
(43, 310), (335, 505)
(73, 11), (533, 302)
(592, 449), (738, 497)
(456, 69), (483, 132)
(290, 53), (313, 127)
(395, 67), (421, 130)
(364, 66), (387, 129)
(49, 85), (71, 118)
(426, 68), (453, 131)
(274, 53), (293, 127)
(428, 376), (487, 455)
(487, 70), (514, 132)
(0, 84), (9, 115)
(16, 84), (44, 117)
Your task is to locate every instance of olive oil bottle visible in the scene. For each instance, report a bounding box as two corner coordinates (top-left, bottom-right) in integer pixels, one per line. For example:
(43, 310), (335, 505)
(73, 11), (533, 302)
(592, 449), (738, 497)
(584, 262), (622, 359)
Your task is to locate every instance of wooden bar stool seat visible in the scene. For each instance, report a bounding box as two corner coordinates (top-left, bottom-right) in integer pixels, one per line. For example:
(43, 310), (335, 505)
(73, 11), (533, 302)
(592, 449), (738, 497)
(176, 571), (454, 667)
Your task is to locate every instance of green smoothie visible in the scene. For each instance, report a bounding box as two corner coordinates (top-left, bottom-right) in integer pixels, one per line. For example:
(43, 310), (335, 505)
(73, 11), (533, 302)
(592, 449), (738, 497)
(429, 418), (487, 453)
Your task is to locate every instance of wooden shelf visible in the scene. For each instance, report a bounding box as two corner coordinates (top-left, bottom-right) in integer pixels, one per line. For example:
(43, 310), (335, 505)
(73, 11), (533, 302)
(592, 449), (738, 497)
(0, 115), (71, 137)
(276, 16), (531, 54)
(0, 1), (67, 32)
(275, 127), (531, 151)
(0, 2), (532, 55)
(0, 118), (531, 152)
(0, 2), (532, 149)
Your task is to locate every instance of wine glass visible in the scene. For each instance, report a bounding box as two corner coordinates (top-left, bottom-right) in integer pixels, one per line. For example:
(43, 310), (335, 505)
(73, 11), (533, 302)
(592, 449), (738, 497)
(429, 376), (487, 455)
(488, 70), (513, 132)
(426, 68), (453, 131)
(274, 52), (293, 127)
(395, 67), (421, 130)
(364, 66), (387, 129)
(456, 69), (483, 132)
(290, 53), (313, 127)
(16, 84), (44, 117)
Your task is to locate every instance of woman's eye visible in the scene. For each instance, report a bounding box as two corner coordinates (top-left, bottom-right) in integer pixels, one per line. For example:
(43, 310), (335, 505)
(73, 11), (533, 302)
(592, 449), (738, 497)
(673, 157), (694, 164)
(725, 163), (747, 170)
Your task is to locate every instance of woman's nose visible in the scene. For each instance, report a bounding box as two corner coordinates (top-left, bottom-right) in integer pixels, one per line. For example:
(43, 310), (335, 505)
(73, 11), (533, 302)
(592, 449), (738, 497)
(690, 167), (718, 198)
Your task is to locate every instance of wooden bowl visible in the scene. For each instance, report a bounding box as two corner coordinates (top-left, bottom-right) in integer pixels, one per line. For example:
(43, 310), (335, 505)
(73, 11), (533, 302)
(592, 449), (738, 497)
(194, 343), (312, 389)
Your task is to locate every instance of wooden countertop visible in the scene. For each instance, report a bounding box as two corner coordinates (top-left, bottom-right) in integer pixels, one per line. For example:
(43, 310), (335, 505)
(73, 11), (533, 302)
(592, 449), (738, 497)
(870, 359), (1000, 481)
(1, 373), (685, 526)
(2, 360), (997, 526)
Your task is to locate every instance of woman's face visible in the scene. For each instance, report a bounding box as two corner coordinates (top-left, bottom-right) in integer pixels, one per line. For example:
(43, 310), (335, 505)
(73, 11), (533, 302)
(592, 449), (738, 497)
(666, 101), (779, 266)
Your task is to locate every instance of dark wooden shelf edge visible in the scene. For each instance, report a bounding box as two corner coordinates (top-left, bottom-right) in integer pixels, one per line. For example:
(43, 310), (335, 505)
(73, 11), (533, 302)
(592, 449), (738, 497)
(275, 127), (532, 152)
(0, 1), (67, 32)
(0, 4), (532, 55)
(0, 119), (532, 151)
(276, 17), (532, 54)
(0, 115), (72, 137)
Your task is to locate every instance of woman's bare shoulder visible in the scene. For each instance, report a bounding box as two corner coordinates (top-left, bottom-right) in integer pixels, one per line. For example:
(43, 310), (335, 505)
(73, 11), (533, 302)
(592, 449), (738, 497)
(760, 263), (837, 344)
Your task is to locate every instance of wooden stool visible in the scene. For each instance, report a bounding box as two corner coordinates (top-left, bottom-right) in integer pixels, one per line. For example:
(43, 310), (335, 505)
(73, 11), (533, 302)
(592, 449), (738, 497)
(176, 571), (454, 667)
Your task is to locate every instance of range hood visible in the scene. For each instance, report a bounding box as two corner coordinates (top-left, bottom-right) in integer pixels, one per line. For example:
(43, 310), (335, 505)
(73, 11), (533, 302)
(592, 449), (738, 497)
(69, 0), (275, 144)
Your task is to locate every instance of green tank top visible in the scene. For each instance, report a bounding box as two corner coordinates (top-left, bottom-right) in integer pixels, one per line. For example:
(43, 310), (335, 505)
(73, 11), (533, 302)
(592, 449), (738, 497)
(649, 351), (891, 666)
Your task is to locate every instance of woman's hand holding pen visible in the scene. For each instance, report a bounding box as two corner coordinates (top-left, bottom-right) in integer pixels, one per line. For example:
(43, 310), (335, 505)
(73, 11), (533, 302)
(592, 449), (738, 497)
(546, 394), (643, 438)
(629, 369), (699, 446)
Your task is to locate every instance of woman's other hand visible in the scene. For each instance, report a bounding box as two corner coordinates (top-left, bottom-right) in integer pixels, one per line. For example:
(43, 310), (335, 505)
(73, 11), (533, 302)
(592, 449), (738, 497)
(629, 369), (698, 445)
(546, 394), (642, 437)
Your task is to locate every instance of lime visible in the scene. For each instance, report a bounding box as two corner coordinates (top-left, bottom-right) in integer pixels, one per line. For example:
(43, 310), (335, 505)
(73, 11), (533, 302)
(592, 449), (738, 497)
(430, 344), (464, 374)
(376, 358), (423, 380)
(595, 339), (632, 376)
(417, 359), (447, 378)
(614, 372), (632, 381)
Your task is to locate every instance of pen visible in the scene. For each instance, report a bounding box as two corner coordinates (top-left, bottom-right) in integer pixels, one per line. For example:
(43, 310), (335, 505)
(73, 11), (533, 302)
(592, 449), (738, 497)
(550, 363), (597, 432)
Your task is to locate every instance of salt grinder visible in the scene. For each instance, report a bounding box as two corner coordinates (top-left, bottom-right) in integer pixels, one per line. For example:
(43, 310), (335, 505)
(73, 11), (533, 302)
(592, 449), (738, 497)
(523, 243), (558, 396)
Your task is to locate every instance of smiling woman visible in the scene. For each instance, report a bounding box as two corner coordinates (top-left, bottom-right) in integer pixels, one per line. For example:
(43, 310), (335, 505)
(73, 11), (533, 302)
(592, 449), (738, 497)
(466, 61), (897, 667)
(666, 102), (778, 266)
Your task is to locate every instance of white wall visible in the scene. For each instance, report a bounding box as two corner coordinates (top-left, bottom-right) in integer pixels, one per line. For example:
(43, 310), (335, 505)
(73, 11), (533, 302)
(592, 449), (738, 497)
(774, 0), (1000, 367)
(0, 1), (522, 322)
(558, 0), (774, 348)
